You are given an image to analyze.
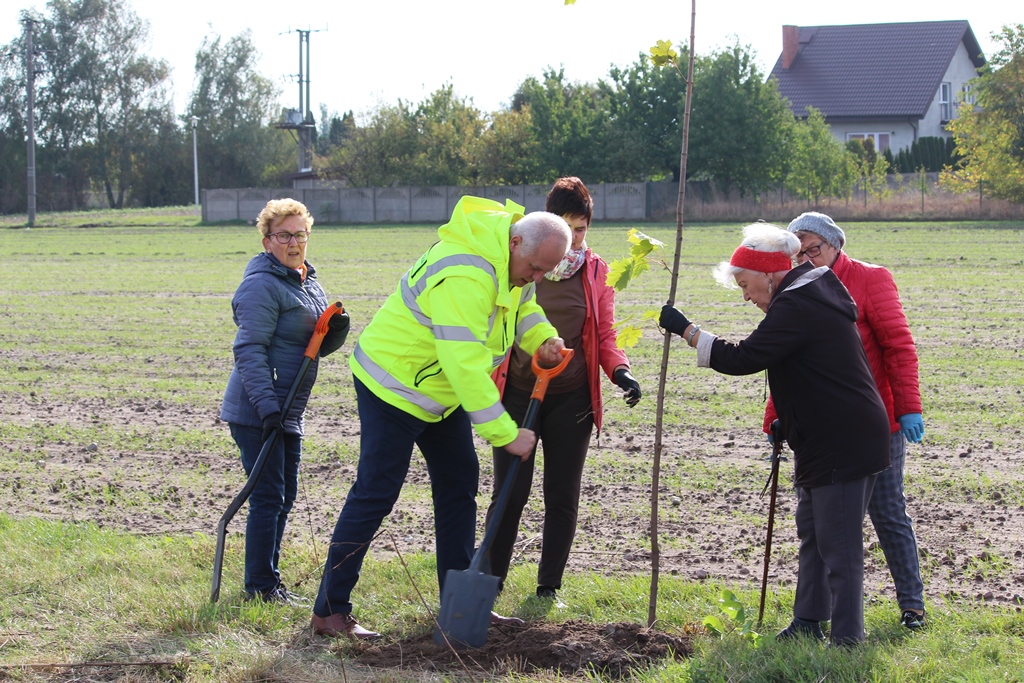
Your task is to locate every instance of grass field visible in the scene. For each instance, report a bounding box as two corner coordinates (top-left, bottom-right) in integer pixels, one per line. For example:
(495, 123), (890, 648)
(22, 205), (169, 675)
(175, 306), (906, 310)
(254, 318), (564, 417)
(1, 210), (1023, 681)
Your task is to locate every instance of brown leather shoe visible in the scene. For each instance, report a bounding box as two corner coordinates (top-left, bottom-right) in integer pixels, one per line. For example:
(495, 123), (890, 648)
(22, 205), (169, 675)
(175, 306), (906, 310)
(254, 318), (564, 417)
(489, 611), (525, 627)
(311, 612), (381, 640)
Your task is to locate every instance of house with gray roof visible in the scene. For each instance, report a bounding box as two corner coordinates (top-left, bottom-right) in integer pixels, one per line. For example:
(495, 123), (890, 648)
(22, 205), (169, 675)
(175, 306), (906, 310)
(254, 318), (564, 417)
(769, 20), (986, 154)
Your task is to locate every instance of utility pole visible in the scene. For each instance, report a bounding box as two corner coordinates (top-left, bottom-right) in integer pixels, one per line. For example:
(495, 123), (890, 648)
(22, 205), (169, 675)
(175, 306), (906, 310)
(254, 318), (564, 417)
(191, 116), (200, 218)
(23, 17), (37, 228)
(297, 29), (312, 172)
(275, 27), (324, 176)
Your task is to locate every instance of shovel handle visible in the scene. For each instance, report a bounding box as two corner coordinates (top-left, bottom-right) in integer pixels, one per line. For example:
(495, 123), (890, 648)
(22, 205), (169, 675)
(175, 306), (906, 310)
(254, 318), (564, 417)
(467, 346), (574, 573)
(305, 301), (344, 360)
(528, 347), (573, 403)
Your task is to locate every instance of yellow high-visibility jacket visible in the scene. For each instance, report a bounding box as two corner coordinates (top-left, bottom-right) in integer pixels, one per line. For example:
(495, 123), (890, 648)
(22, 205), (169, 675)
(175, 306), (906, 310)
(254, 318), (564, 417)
(350, 196), (558, 447)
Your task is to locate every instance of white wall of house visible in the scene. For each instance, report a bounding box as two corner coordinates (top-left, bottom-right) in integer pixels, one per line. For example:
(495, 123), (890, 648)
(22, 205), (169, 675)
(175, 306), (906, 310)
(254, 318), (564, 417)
(919, 41), (980, 138)
(827, 121), (919, 154)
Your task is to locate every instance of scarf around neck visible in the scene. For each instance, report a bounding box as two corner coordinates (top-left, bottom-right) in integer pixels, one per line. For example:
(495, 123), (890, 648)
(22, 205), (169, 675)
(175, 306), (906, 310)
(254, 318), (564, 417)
(545, 244), (587, 281)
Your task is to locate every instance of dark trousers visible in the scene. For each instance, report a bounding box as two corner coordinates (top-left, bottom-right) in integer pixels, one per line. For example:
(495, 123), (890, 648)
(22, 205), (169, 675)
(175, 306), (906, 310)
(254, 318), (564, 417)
(485, 382), (594, 590)
(229, 423), (301, 596)
(794, 474), (876, 645)
(313, 377), (479, 617)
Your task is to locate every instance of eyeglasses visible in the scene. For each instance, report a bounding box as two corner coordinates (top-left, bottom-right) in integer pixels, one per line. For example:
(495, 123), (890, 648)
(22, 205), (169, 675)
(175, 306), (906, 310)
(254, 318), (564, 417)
(797, 241), (825, 259)
(268, 231), (309, 244)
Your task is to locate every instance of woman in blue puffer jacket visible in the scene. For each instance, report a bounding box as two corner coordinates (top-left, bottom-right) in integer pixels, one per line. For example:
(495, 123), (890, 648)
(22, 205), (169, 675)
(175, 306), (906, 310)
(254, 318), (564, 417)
(220, 198), (349, 603)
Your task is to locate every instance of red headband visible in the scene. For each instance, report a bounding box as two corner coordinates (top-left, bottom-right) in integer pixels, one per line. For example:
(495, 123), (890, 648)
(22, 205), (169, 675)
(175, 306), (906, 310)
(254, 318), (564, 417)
(729, 246), (792, 273)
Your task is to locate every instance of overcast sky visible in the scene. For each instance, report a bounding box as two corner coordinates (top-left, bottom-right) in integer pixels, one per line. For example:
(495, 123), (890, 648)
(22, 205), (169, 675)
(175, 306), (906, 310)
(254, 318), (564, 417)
(3, 0), (1012, 123)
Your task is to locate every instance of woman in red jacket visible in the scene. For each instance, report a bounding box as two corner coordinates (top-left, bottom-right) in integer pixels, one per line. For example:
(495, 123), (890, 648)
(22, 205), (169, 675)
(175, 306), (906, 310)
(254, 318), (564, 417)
(766, 211), (926, 630)
(485, 177), (641, 602)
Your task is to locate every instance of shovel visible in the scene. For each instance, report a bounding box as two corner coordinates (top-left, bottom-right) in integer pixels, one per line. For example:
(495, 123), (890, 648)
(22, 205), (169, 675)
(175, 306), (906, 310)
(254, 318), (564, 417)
(757, 419), (784, 627)
(433, 346), (574, 648)
(211, 301), (344, 603)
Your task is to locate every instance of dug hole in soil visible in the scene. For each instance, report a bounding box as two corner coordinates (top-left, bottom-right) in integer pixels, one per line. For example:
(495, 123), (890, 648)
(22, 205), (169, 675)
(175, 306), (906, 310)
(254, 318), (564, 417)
(350, 619), (692, 678)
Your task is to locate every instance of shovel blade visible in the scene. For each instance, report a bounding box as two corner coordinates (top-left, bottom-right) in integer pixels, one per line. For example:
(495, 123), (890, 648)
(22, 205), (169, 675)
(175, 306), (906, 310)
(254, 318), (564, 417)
(433, 568), (500, 648)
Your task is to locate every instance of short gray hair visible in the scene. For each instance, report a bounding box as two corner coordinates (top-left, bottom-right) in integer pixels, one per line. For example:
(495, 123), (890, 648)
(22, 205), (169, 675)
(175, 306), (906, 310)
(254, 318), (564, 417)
(712, 222), (800, 288)
(510, 211), (571, 255)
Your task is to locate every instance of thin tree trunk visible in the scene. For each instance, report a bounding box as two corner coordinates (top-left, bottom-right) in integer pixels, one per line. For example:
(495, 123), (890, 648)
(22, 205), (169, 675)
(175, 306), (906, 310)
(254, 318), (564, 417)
(649, 0), (697, 628)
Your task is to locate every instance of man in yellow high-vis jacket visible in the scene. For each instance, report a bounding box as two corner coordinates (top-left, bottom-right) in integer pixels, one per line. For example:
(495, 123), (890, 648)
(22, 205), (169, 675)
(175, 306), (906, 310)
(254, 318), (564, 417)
(311, 196), (571, 639)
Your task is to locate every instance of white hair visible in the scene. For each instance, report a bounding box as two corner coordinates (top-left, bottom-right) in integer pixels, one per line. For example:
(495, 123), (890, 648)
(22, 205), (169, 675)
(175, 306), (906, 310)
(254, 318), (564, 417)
(510, 211), (571, 255)
(712, 222), (801, 288)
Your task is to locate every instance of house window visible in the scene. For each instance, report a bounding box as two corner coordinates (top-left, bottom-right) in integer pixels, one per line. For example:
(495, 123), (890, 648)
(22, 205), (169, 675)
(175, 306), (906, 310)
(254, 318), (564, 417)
(847, 133), (891, 153)
(940, 82), (952, 122)
(963, 83), (976, 106)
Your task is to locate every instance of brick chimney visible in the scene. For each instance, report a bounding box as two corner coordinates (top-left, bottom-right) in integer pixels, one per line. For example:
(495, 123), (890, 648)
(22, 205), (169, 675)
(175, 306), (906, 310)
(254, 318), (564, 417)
(782, 25), (799, 69)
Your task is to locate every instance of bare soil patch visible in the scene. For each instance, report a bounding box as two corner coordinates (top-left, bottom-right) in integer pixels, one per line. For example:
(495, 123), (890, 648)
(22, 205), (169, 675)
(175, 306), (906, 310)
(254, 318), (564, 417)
(350, 620), (691, 678)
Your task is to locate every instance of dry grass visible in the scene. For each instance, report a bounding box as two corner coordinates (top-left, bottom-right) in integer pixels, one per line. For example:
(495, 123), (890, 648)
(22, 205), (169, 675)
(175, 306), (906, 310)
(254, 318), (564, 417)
(675, 192), (1024, 224)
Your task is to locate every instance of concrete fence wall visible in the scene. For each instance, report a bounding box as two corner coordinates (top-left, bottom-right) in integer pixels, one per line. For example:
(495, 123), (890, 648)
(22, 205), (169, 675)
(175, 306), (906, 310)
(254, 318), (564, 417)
(202, 174), (1005, 225)
(202, 182), (650, 224)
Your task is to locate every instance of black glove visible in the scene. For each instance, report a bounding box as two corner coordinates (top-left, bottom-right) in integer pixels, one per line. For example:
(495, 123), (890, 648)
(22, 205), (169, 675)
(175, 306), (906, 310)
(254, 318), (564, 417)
(613, 368), (642, 408)
(659, 304), (691, 337)
(327, 311), (351, 346)
(261, 411), (283, 443)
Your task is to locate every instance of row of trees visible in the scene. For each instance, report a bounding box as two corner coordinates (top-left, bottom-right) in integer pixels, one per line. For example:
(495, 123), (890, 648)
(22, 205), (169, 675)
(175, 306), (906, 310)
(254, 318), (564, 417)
(2, 0), (1022, 213)
(317, 44), (800, 197)
(0, 0), (291, 213)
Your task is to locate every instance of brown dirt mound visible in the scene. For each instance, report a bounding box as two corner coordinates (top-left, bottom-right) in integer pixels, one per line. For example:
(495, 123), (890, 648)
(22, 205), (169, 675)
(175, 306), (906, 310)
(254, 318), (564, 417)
(352, 620), (692, 678)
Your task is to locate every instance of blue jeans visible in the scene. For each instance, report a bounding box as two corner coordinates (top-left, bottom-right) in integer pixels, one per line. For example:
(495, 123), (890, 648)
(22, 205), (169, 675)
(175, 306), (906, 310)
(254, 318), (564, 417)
(229, 423), (301, 596)
(867, 431), (925, 611)
(313, 377), (479, 617)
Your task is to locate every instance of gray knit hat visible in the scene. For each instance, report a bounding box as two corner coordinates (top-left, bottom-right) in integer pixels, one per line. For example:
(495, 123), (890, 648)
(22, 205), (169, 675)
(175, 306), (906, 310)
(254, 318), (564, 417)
(787, 212), (846, 250)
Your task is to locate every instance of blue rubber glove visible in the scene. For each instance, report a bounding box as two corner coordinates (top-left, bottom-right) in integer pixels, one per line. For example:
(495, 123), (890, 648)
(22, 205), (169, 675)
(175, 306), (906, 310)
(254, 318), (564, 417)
(898, 413), (924, 443)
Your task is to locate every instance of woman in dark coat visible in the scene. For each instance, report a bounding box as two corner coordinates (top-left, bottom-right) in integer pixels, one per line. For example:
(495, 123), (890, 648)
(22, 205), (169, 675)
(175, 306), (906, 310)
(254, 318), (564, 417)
(220, 198), (349, 603)
(659, 222), (890, 646)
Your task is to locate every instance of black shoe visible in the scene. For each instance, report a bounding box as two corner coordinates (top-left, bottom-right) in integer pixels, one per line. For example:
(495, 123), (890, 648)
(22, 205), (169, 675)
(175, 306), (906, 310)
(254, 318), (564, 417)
(536, 585), (557, 599)
(248, 583), (308, 606)
(776, 618), (826, 641)
(901, 609), (926, 630)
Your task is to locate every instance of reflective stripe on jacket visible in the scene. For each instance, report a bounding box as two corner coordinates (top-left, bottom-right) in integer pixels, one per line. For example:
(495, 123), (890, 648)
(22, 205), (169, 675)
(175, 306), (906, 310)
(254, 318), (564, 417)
(350, 196), (558, 447)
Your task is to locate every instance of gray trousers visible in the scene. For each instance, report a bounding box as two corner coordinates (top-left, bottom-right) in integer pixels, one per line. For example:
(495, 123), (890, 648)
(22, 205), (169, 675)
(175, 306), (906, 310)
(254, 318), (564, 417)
(794, 474), (877, 645)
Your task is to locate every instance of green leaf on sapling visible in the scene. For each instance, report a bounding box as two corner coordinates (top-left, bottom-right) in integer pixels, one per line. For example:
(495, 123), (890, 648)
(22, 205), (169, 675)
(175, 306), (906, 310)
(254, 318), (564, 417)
(649, 39), (678, 67)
